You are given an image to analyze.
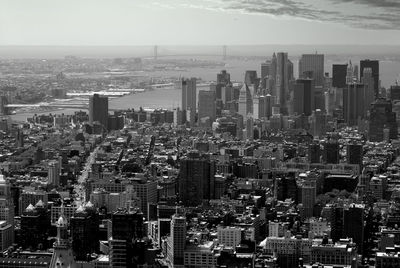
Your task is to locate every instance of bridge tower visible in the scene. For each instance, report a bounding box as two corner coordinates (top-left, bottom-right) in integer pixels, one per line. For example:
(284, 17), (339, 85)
(154, 45), (158, 60)
(222, 45), (227, 61)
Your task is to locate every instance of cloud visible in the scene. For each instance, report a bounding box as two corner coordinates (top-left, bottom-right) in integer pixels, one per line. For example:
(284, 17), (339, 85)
(181, 0), (400, 30)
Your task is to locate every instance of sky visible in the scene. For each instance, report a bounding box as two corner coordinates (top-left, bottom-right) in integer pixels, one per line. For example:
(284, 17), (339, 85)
(1, 0), (400, 46)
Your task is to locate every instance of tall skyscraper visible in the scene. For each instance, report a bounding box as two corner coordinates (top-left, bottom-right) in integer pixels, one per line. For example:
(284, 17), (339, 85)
(299, 54), (324, 87)
(361, 67), (376, 108)
(324, 140), (340, 164)
(343, 204), (365, 253)
(332, 64), (348, 88)
(238, 83), (253, 119)
(198, 90), (216, 124)
(179, 151), (215, 206)
(71, 204), (99, 261)
(346, 61), (357, 85)
(360, 59), (379, 97)
(369, 98), (398, 142)
(0, 175), (14, 231)
(181, 78), (197, 125)
(167, 213), (186, 267)
(301, 180), (316, 219)
(20, 200), (49, 250)
(343, 83), (367, 126)
(276, 52), (289, 114)
(48, 160), (60, 187)
(89, 93), (108, 130)
(217, 70), (230, 85)
(293, 79), (315, 116)
(261, 61), (271, 89)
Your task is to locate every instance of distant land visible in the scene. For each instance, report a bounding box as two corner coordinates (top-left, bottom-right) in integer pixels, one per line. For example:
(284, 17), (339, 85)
(1, 45), (400, 59)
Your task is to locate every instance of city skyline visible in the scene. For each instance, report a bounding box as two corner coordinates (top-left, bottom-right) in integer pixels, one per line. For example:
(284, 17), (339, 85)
(1, 0), (400, 46)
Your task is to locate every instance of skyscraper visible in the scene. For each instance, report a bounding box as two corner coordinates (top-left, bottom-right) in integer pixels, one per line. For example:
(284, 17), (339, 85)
(238, 83), (253, 119)
(347, 143), (363, 167)
(361, 67), (376, 108)
(299, 54), (324, 87)
(343, 83), (367, 126)
(198, 90), (216, 124)
(181, 78), (197, 125)
(48, 160), (60, 187)
(276, 52), (289, 114)
(301, 180), (316, 219)
(324, 140), (340, 164)
(332, 64), (348, 88)
(179, 151), (215, 207)
(343, 204), (365, 253)
(89, 93), (108, 130)
(167, 213), (186, 266)
(360, 59), (379, 97)
(261, 61), (271, 89)
(369, 98), (398, 142)
(293, 79), (315, 116)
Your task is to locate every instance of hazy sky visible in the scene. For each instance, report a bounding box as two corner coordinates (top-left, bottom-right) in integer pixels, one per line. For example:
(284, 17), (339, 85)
(1, 0), (400, 45)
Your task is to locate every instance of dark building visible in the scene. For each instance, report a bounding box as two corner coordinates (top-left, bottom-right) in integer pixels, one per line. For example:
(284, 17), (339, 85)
(324, 140), (340, 164)
(181, 78), (197, 125)
(109, 208), (144, 267)
(332, 64), (348, 88)
(360, 59), (379, 97)
(343, 83), (367, 126)
(293, 79), (314, 116)
(330, 205), (344, 242)
(390, 85), (400, 101)
(179, 151), (215, 206)
(89, 94), (109, 130)
(308, 142), (321, 163)
(244, 70), (258, 86)
(108, 114), (124, 131)
(70, 204), (99, 261)
(20, 201), (50, 250)
(217, 70), (230, 85)
(323, 174), (358, 193)
(343, 204), (365, 253)
(369, 98), (398, 142)
(347, 143), (363, 167)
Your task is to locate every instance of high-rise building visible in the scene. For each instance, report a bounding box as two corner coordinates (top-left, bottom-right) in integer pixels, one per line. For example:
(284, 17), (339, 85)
(299, 54), (324, 87)
(332, 64), (348, 88)
(324, 140), (340, 164)
(301, 181), (316, 219)
(276, 52), (289, 114)
(18, 188), (48, 216)
(244, 70), (258, 88)
(109, 208), (144, 267)
(347, 143), (363, 167)
(369, 98), (398, 142)
(261, 61), (271, 89)
(293, 79), (315, 116)
(343, 83), (367, 126)
(89, 93), (108, 130)
(308, 142), (321, 163)
(390, 84), (400, 101)
(0, 221), (12, 252)
(130, 177), (157, 220)
(238, 83), (253, 119)
(360, 59), (379, 97)
(0, 175), (14, 238)
(20, 200), (50, 250)
(361, 67), (375, 108)
(217, 70), (230, 85)
(181, 78), (197, 125)
(167, 214), (186, 267)
(70, 203), (99, 261)
(48, 161), (60, 187)
(343, 204), (365, 253)
(179, 151), (215, 206)
(198, 90), (216, 125)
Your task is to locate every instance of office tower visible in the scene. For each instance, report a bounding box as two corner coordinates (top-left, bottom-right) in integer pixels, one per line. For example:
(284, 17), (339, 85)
(276, 52), (289, 114)
(130, 178), (157, 220)
(324, 140), (340, 164)
(261, 61), (271, 89)
(19, 188), (48, 216)
(181, 78), (197, 125)
(287, 59), (294, 81)
(109, 208), (144, 267)
(369, 98), (398, 142)
(48, 160), (60, 187)
(238, 83), (253, 119)
(244, 70), (259, 89)
(347, 143), (363, 167)
(361, 67), (375, 108)
(360, 59), (379, 97)
(332, 64), (348, 88)
(299, 54), (324, 87)
(49, 208), (77, 268)
(346, 61), (357, 84)
(310, 109), (326, 138)
(293, 79), (315, 116)
(330, 205), (344, 242)
(246, 115), (254, 141)
(308, 142), (321, 163)
(301, 181), (316, 219)
(71, 204), (99, 261)
(343, 83), (367, 126)
(390, 84), (400, 101)
(0, 96), (8, 116)
(217, 70), (230, 85)
(89, 93), (108, 130)
(179, 151), (215, 206)
(0, 221), (12, 252)
(344, 204), (365, 253)
(20, 200), (50, 250)
(0, 175), (14, 232)
(198, 90), (216, 125)
(167, 214), (186, 266)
